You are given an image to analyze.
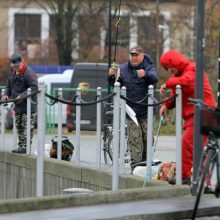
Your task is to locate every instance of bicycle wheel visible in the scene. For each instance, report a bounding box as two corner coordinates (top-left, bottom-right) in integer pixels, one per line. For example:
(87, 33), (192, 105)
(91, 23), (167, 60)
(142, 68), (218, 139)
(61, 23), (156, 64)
(124, 135), (130, 163)
(191, 148), (216, 220)
(106, 132), (113, 163)
(107, 132), (130, 164)
(102, 126), (113, 165)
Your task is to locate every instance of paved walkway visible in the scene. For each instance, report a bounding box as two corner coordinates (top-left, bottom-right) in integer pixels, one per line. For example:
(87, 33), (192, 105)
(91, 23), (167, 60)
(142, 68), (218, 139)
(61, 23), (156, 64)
(2, 132), (177, 171)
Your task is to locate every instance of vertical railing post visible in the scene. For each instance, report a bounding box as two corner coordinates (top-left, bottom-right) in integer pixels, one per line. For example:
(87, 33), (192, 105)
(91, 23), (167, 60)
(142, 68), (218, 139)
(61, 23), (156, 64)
(1, 89), (5, 150)
(37, 82), (45, 197)
(146, 85), (154, 180)
(12, 104), (17, 150)
(176, 85), (182, 185)
(119, 86), (126, 174)
(112, 82), (120, 191)
(75, 88), (81, 164)
(57, 88), (63, 160)
(26, 88), (31, 155)
(96, 87), (102, 168)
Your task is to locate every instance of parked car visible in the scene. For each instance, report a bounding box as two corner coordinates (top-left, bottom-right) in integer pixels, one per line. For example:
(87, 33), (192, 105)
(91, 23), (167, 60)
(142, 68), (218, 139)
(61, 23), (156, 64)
(66, 63), (108, 131)
(38, 69), (74, 126)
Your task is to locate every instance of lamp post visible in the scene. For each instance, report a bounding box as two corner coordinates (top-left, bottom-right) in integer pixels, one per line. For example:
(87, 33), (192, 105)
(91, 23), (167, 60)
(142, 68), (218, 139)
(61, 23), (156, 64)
(192, 0), (205, 196)
(155, 0), (160, 72)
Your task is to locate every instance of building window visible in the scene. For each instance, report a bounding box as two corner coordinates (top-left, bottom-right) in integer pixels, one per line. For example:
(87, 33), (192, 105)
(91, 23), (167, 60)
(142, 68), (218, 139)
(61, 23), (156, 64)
(15, 14), (41, 39)
(14, 14), (41, 59)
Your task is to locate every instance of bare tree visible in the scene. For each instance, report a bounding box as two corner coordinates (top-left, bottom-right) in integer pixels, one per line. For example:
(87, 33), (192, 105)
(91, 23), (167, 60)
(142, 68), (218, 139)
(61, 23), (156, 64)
(35, 0), (81, 65)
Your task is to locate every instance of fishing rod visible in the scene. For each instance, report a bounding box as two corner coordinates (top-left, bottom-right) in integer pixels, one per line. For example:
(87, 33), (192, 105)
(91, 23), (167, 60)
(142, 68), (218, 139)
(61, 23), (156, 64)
(112, 0), (122, 84)
(112, 0), (122, 67)
(108, 0), (122, 94)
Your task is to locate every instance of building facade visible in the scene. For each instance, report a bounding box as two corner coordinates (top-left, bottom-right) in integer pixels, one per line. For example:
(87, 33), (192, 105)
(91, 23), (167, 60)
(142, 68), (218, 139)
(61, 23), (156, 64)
(0, 0), (195, 66)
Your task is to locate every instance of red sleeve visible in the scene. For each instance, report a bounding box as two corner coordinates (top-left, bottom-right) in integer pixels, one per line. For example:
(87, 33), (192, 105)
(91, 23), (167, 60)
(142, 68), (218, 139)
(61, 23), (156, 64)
(163, 88), (176, 109)
(165, 70), (195, 90)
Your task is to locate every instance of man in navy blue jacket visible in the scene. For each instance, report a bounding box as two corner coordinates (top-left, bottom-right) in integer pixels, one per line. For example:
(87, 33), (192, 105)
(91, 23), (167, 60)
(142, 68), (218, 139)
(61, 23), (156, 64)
(108, 45), (159, 172)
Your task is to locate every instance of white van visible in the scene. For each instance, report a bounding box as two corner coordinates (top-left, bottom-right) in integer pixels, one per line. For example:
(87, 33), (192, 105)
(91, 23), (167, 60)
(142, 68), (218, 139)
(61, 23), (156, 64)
(38, 69), (74, 125)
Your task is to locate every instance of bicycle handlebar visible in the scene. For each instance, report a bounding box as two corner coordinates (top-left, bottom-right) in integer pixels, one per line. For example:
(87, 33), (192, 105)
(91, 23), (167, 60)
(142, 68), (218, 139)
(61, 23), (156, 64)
(188, 97), (216, 111)
(187, 97), (204, 107)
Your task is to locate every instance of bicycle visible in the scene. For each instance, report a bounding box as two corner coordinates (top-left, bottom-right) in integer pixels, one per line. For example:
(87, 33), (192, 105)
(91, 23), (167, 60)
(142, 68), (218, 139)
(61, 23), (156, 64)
(102, 103), (130, 165)
(188, 98), (220, 220)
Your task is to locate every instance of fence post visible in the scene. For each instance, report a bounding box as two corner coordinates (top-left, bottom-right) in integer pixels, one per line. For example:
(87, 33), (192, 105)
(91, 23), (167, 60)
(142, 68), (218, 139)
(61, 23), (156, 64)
(57, 88), (63, 160)
(146, 85), (154, 180)
(1, 89), (5, 150)
(96, 87), (102, 169)
(26, 88), (31, 155)
(119, 86), (126, 174)
(176, 85), (182, 185)
(37, 82), (45, 197)
(75, 88), (81, 164)
(12, 103), (16, 150)
(112, 82), (120, 191)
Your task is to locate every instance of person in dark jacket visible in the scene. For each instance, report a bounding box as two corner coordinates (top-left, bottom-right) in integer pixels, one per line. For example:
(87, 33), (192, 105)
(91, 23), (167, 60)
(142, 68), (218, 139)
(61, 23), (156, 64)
(3, 54), (38, 154)
(108, 45), (159, 172)
(159, 50), (216, 185)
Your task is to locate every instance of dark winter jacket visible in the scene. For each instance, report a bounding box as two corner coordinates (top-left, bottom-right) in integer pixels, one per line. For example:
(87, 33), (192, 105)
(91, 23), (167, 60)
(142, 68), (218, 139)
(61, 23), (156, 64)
(4, 62), (38, 114)
(110, 54), (159, 118)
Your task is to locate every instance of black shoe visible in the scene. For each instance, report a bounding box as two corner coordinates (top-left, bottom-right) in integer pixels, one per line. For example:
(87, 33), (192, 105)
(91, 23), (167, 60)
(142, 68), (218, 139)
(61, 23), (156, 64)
(204, 186), (215, 194)
(12, 147), (26, 154)
(168, 178), (191, 185)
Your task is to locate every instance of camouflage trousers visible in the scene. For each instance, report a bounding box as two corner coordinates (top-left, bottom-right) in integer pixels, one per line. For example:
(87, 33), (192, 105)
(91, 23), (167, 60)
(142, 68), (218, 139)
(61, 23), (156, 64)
(15, 112), (37, 148)
(127, 117), (147, 171)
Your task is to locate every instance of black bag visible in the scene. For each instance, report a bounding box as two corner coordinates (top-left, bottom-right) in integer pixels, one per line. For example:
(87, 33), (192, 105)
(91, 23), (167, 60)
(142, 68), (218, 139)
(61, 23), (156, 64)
(50, 136), (74, 161)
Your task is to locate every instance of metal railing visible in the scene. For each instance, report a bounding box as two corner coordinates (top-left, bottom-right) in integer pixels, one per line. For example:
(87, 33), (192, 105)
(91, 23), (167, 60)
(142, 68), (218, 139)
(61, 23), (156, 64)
(0, 83), (182, 194)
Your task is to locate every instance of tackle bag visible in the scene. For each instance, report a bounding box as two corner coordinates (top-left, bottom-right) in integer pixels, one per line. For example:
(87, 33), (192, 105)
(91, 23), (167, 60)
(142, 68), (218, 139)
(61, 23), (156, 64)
(50, 136), (74, 161)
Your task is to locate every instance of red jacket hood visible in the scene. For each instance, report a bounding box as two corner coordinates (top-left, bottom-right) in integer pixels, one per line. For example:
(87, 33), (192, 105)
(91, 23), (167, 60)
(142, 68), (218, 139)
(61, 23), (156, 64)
(160, 50), (190, 72)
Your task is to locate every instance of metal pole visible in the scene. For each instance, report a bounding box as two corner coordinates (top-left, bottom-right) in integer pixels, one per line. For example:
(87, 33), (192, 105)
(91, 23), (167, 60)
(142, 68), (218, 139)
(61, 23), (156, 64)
(1, 89), (5, 150)
(36, 82), (45, 197)
(112, 82), (120, 190)
(12, 104), (16, 150)
(108, 0), (112, 69)
(192, 0), (205, 196)
(26, 88), (31, 155)
(108, 0), (112, 95)
(119, 86), (126, 174)
(146, 85), (154, 180)
(155, 0), (160, 72)
(96, 87), (102, 169)
(76, 88), (81, 164)
(217, 29), (220, 107)
(176, 85), (182, 185)
(57, 88), (63, 160)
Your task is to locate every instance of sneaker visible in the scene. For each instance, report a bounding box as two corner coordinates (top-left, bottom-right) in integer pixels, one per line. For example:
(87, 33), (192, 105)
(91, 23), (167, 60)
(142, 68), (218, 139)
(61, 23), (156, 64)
(168, 178), (191, 185)
(12, 147), (26, 154)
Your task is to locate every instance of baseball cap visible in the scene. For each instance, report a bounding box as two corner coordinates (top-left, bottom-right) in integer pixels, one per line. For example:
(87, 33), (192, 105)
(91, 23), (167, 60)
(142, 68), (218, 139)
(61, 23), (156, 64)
(129, 45), (144, 55)
(10, 54), (22, 67)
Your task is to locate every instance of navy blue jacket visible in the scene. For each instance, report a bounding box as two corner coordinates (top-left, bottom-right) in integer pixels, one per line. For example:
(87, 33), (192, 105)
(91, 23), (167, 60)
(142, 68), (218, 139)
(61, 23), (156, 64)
(110, 54), (159, 118)
(4, 65), (38, 114)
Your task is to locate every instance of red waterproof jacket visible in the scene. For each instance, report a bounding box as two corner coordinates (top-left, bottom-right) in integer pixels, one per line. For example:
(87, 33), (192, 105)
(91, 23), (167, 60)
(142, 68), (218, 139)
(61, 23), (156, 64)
(160, 50), (216, 120)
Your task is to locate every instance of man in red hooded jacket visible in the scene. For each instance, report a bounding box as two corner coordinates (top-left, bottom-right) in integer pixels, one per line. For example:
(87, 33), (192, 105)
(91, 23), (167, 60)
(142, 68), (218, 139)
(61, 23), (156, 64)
(159, 50), (216, 185)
